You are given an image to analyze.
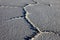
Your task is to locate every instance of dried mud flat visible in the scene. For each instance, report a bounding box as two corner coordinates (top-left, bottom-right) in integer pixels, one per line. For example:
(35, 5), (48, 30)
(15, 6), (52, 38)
(0, 0), (60, 40)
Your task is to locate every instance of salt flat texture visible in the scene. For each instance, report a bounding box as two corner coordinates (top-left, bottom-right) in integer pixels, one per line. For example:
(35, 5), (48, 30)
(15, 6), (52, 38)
(0, 7), (23, 25)
(34, 32), (60, 40)
(0, 0), (34, 6)
(0, 18), (35, 40)
(25, 0), (60, 33)
(0, 0), (38, 40)
(0, 0), (60, 40)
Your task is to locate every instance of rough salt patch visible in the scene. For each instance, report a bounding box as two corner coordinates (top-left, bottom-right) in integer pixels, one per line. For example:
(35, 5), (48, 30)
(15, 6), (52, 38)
(34, 32), (60, 40)
(0, 18), (35, 40)
(25, 0), (60, 33)
(0, 0), (35, 6)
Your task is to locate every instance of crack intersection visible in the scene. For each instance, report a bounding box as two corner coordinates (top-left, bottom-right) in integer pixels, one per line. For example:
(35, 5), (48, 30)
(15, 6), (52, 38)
(0, 0), (40, 40)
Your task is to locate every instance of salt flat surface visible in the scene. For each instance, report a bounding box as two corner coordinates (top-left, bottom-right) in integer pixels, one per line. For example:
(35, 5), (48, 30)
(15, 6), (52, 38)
(0, 0), (38, 40)
(34, 0), (60, 4)
(0, 0), (60, 40)
(34, 32), (60, 40)
(0, 7), (24, 25)
(0, 18), (35, 40)
(25, 0), (60, 32)
(0, 0), (34, 6)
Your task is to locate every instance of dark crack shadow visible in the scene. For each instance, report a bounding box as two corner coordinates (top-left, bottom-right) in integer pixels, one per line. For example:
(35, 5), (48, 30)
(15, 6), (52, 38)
(7, 3), (39, 40)
(20, 2), (40, 40)
(0, 1), (39, 40)
(22, 7), (39, 40)
(24, 32), (38, 40)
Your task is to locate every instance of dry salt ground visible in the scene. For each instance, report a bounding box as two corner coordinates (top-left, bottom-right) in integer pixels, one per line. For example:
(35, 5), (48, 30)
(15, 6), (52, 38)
(0, 0), (60, 40)
(0, 18), (35, 40)
(0, 0), (37, 40)
(25, 0), (60, 34)
(34, 32), (60, 40)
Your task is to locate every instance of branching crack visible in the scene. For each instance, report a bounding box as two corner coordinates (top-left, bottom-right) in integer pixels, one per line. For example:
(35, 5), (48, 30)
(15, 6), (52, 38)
(0, 0), (56, 40)
(0, 1), (40, 40)
(22, 4), (40, 40)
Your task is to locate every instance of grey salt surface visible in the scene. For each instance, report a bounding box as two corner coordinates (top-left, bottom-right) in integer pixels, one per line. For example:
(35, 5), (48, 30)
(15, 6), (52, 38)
(0, 7), (23, 25)
(25, 0), (60, 33)
(34, 32), (60, 40)
(0, 0), (35, 6)
(0, 18), (35, 40)
(0, 0), (39, 40)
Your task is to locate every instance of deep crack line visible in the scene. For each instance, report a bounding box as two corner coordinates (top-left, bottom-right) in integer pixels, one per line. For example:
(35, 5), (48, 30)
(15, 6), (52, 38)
(0, 4), (40, 40)
(22, 8), (40, 33)
(22, 4), (41, 40)
(0, 1), (41, 40)
(23, 3), (60, 40)
(0, 1), (57, 40)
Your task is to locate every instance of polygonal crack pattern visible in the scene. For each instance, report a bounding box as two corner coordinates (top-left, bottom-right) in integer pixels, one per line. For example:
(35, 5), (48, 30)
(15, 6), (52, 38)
(0, 0), (60, 40)
(0, 0), (40, 40)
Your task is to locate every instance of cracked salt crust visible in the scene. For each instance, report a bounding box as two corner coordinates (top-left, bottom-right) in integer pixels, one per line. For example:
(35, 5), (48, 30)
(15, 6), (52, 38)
(25, 0), (60, 34)
(0, 7), (24, 25)
(34, 32), (60, 40)
(1, 0), (60, 40)
(0, 0), (40, 40)
(31, 31), (50, 40)
(25, 7), (41, 32)
(25, 10), (41, 40)
(22, 5), (41, 40)
(0, 0), (36, 24)
(0, 18), (36, 40)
